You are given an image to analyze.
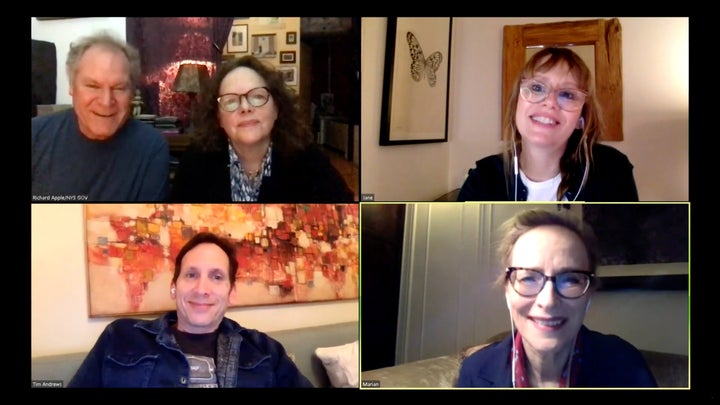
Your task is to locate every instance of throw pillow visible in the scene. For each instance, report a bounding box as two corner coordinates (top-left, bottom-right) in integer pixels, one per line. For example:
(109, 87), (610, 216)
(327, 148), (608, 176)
(315, 340), (359, 388)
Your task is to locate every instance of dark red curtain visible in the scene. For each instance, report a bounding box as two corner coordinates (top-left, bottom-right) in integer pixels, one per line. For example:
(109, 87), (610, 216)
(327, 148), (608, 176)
(126, 17), (233, 126)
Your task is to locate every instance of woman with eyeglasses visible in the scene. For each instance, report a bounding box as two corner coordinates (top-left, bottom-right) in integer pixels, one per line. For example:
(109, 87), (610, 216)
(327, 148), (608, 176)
(457, 47), (638, 201)
(456, 209), (656, 388)
(170, 55), (353, 202)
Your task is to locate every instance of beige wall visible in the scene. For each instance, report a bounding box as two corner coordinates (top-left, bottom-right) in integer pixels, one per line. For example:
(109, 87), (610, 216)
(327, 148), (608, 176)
(31, 204), (359, 358)
(223, 17), (301, 91)
(361, 17), (689, 201)
(362, 18), (450, 201)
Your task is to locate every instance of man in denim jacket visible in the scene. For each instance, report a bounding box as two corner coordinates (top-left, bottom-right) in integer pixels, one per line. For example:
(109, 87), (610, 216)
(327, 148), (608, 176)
(68, 232), (313, 388)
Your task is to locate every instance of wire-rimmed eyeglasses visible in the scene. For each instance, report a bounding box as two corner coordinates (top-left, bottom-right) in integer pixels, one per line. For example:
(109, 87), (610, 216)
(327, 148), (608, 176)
(217, 87), (271, 112)
(506, 267), (594, 299)
(519, 79), (588, 112)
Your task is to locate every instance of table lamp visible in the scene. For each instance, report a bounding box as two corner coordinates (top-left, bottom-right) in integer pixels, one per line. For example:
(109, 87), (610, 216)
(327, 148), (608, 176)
(173, 63), (210, 131)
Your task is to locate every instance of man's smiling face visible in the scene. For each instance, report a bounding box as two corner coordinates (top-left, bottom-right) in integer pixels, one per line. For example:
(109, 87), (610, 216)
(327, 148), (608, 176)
(69, 45), (133, 140)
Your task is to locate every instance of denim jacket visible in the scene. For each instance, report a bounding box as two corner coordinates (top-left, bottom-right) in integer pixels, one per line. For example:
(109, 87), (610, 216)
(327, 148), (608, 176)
(68, 311), (314, 388)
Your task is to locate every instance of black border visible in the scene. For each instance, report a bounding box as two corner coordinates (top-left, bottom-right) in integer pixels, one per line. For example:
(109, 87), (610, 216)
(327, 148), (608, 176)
(379, 17), (452, 146)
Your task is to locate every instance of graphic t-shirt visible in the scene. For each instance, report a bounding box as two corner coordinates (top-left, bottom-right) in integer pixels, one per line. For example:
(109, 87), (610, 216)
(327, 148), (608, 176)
(185, 354), (219, 388)
(172, 327), (220, 388)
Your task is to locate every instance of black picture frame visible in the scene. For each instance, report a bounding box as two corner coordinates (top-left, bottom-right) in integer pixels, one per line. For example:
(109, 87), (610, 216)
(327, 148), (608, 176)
(380, 17), (452, 146)
(279, 50), (296, 64)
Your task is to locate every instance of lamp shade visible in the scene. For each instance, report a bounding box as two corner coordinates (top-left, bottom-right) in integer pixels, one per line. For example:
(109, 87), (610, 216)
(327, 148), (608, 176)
(173, 63), (210, 94)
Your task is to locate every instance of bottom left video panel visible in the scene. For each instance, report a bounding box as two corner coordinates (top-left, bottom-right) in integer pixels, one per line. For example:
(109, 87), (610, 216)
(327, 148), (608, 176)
(31, 203), (359, 388)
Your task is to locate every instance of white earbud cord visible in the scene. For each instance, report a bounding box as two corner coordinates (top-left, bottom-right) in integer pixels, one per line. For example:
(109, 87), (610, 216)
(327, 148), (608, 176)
(512, 141), (589, 202)
(509, 308), (517, 387)
(508, 301), (578, 388)
(572, 161), (589, 202)
(512, 140), (519, 201)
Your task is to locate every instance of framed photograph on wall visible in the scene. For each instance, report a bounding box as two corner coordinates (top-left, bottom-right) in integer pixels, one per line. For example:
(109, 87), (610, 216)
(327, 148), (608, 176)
(380, 17), (452, 145)
(286, 31), (297, 44)
(227, 24), (249, 53)
(277, 66), (298, 86)
(84, 204), (359, 317)
(251, 33), (277, 58)
(279, 50), (296, 64)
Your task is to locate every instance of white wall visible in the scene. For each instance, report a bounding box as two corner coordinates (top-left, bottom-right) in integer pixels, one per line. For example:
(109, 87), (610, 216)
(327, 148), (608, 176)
(362, 17), (689, 202)
(361, 18), (450, 201)
(31, 17), (127, 105)
(31, 204), (359, 357)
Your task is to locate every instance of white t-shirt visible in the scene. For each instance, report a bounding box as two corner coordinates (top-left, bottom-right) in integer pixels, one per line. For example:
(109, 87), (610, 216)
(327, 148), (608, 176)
(520, 170), (562, 201)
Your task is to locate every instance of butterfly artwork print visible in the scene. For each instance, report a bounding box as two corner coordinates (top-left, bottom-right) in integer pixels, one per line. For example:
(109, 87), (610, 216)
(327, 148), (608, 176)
(406, 31), (443, 87)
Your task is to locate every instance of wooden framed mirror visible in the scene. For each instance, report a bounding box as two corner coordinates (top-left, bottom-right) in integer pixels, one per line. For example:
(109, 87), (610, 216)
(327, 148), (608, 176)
(502, 18), (623, 141)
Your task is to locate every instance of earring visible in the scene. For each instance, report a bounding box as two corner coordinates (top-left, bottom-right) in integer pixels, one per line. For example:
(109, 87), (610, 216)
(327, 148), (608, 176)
(577, 116), (585, 130)
(171, 288), (176, 294)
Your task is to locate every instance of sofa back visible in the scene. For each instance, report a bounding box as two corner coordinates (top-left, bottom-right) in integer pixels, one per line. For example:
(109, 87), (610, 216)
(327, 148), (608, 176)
(31, 321), (359, 388)
(360, 348), (688, 388)
(269, 321), (358, 387)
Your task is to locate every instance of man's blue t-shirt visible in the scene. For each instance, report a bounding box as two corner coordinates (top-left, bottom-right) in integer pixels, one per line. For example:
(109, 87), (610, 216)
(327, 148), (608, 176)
(32, 109), (169, 202)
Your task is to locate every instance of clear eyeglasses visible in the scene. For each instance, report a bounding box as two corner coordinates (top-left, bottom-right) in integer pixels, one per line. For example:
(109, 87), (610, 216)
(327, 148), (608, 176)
(519, 79), (588, 112)
(217, 87), (271, 112)
(506, 267), (594, 299)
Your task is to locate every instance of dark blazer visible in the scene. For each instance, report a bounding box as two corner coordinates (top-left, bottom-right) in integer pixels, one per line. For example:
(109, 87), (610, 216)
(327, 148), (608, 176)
(456, 325), (657, 388)
(457, 143), (639, 202)
(170, 141), (354, 203)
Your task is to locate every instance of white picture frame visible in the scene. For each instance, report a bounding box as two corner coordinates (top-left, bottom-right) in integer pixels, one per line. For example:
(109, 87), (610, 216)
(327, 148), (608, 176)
(251, 33), (277, 58)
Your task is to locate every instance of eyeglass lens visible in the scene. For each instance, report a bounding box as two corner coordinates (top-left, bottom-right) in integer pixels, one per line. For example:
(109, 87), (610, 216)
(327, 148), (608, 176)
(519, 79), (586, 112)
(508, 268), (590, 298)
(218, 87), (270, 112)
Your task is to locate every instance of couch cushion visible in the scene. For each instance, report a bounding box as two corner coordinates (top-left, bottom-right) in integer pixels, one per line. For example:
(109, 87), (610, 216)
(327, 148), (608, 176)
(361, 345), (689, 388)
(361, 355), (461, 388)
(641, 350), (689, 388)
(315, 340), (359, 388)
(269, 322), (358, 387)
(31, 352), (86, 387)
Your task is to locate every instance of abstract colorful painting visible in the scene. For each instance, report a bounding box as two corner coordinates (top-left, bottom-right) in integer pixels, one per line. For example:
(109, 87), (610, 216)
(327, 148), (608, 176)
(85, 204), (359, 317)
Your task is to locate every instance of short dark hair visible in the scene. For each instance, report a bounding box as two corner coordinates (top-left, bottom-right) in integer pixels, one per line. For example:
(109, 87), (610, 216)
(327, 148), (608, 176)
(172, 232), (238, 286)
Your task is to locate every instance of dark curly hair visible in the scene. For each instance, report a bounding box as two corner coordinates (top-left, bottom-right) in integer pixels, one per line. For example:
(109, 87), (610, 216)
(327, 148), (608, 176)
(191, 55), (313, 159)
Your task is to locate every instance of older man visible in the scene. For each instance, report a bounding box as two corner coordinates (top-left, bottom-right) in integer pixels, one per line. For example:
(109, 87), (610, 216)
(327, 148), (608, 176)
(32, 31), (168, 201)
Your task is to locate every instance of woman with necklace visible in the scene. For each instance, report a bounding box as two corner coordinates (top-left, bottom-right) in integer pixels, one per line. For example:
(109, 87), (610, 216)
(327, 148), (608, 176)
(170, 56), (353, 203)
(456, 209), (656, 388)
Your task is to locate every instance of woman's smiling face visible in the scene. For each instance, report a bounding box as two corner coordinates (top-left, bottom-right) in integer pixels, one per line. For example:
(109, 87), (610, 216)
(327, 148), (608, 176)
(515, 62), (584, 152)
(505, 225), (591, 356)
